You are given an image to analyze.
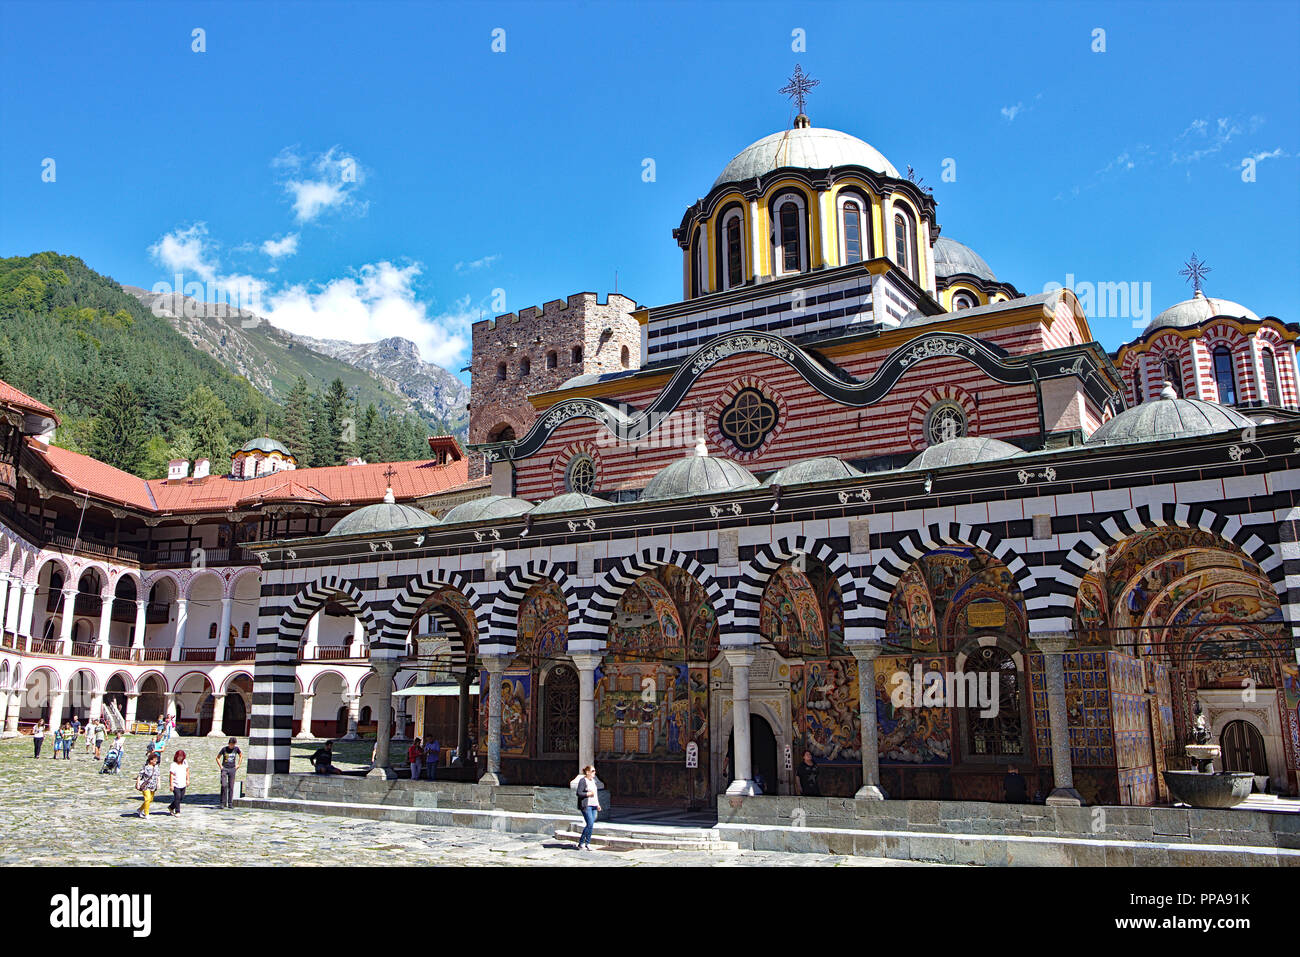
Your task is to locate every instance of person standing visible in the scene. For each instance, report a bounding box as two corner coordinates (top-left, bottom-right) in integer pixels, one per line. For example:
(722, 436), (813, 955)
(32, 720), (45, 758)
(59, 722), (74, 760)
(136, 752), (161, 818)
(407, 737), (423, 781)
(571, 765), (602, 851)
(216, 737), (242, 808)
(796, 750), (821, 797)
(424, 737), (440, 781)
(71, 715), (81, 756)
(167, 750), (189, 816)
(1003, 765), (1028, 804)
(93, 720), (106, 760)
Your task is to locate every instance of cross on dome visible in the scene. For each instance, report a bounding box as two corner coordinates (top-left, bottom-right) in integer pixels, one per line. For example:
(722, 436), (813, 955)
(778, 64), (820, 119)
(1179, 254), (1211, 296)
(382, 465), (397, 503)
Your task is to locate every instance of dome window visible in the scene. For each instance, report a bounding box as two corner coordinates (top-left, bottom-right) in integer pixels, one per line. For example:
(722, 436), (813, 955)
(840, 199), (864, 265)
(952, 292), (977, 311)
(1213, 347), (1238, 404)
(719, 387), (780, 452)
(565, 453), (596, 495)
(924, 401), (967, 446)
(771, 192), (807, 276)
(893, 209), (917, 281)
(1261, 347), (1281, 404)
(720, 208), (745, 290)
(1162, 355), (1184, 398)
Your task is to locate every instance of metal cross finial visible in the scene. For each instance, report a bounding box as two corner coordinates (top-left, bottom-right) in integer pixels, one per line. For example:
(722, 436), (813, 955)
(779, 64), (820, 116)
(383, 465), (397, 483)
(1179, 254), (1211, 295)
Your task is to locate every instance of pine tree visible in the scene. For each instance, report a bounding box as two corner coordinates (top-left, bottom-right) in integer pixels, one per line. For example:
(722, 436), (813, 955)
(88, 381), (146, 473)
(281, 376), (313, 462)
(179, 384), (234, 465)
(358, 403), (381, 462)
(322, 377), (352, 465)
(308, 391), (333, 467)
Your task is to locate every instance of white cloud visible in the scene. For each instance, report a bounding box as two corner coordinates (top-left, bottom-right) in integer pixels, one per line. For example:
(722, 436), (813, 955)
(1249, 147), (1287, 162)
(454, 254), (499, 272)
(1171, 113), (1267, 164)
(148, 223), (267, 310)
(276, 147), (366, 223)
(261, 233), (300, 259)
(266, 262), (470, 368)
(1000, 102), (1023, 122)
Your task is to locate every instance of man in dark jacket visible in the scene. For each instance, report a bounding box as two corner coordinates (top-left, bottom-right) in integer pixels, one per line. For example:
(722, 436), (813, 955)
(1003, 765), (1028, 803)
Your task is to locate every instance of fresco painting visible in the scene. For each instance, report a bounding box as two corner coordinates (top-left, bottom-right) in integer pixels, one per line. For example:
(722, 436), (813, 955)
(874, 655), (952, 765)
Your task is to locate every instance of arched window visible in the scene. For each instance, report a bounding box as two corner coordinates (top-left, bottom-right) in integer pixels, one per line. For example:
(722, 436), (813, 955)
(488, 424), (516, 443)
(519, 357), (531, 376)
(359, 706), (372, 725)
(571, 345), (583, 364)
(542, 665), (579, 753)
(840, 198), (864, 264)
(1261, 347), (1281, 404)
(951, 292), (977, 311)
(893, 208), (917, 281)
(545, 350), (557, 370)
(964, 645), (1024, 758)
(721, 209), (744, 289)
(1212, 347), (1237, 404)
(1162, 354), (1184, 397)
(925, 401), (967, 445)
(771, 192), (807, 276)
(620, 345), (630, 368)
(495, 362), (507, 381)
(241, 622), (250, 642)
(689, 226), (702, 298)
(565, 453), (596, 494)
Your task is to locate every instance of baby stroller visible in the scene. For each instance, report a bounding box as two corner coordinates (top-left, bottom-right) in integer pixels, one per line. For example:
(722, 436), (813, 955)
(100, 745), (123, 774)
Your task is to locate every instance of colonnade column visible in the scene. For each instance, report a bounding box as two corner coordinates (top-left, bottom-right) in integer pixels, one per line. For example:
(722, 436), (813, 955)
(124, 692), (139, 730)
(571, 651), (603, 773)
(0, 688), (10, 737)
(132, 598), (148, 655)
(341, 694), (360, 740)
(3, 689), (19, 736)
(4, 577), (21, 635)
(96, 589), (114, 658)
(393, 697), (410, 742)
(302, 613), (319, 659)
(47, 686), (66, 727)
(89, 690), (104, 724)
(454, 670), (472, 766)
(295, 693), (316, 739)
(723, 647), (757, 796)
(352, 618), (366, 656)
(20, 583), (37, 643)
(170, 598), (188, 662)
(478, 652), (509, 785)
(1035, 633), (1084, 806)
(59, 588), (77, 654)
(215, 597), (233, 661)
(369, 660), (399, 773)
(850, 642), (886, 800)
(207, 693), (227, 737)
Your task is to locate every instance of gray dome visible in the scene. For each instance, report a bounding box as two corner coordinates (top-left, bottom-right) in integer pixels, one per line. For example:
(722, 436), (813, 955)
(239, 436), (292, 456)
(529, 492), (613, 515)
(1144, 291), (1259, 336)
(905, 437), (1022, 470)
(642, 447), (760, 501)
(933, 237), (996, 282)
(1086, 388), (1254, 447)
(714, 126), (899, 188)
(440, 495), (534, 525)
(326, 501), (439, 538)
(763, 456), (864, 486)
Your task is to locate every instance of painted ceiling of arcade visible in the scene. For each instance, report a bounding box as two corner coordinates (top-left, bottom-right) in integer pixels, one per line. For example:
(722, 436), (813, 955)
(884, 547), (1028, 653)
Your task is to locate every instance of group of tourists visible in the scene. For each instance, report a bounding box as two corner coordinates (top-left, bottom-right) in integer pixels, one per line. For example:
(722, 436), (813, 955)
(30, 715), (112, 760)
(405, 737), (442, 780)
(133, 737), (241, 819)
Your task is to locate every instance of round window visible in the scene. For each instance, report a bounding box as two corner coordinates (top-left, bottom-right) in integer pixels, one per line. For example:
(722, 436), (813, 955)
(719, 388), (779, 452)
(925, 401), (967, 445)
(565, 453), (596, 495)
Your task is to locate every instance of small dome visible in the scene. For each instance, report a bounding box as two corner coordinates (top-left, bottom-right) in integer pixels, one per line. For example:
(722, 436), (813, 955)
(933, 237), (997, 282)
(238, 436), (292, 457)
(763, 456), (864, 486)
(714, 126), (899, 188)
(529, 492), (613, 516)
(1086, 386), (1254, 447)
(642, 441), (760, 501)
(1144, 290), (1259, 335)
(440, 495), (534, 525)
(326, 501), (439, 538)
(905, 437), (1022, 470)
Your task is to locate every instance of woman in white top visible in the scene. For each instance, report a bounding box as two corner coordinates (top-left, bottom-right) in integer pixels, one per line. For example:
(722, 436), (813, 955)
(32, 720), (45, 758)
(167, 749), (190, 816)
(570, 765), (603, 851)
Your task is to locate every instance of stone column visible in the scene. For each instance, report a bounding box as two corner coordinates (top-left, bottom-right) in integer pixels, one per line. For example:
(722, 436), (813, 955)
(59, 588), (77, 654)
(393, 696), (410, 742)
(47, 687), (66, 727)
(124, 692), (139, 730)
(478, 653), (509, 785)
(351, 618), (365, 657)
(571, 651), (603, 773)
(341, 694), (361, 740)
(215, 597), (233, 661)
(207, 693), (227, 737)
(3, 689), (19, 736)
(454, 670), (472, 765)
(1035, 634), (1084, 806)
(96, 590), (114, 658)
(89, 690), (104, 723)
(369, 660), (399, 773)
(170, 598), (189, 662)
(850, 642), (886, 800)
(0, 689), (9, 737)
(5, 577), (22, 635)
(295, 693), (316, 740)
(164, 692), (177, 723)
(132, 598), (148, 652)
(724, 647), (757, 796)
(19, 584), (37, 639)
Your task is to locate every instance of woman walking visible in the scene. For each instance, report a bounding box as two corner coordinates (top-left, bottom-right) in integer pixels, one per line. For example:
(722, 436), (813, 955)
(32, 720), (45, 758)
(167, 750), (189, 816)
(571, 765), (602, 851)
(93, 720), (106, 760)
(58, 722), (74, 760)
(136, 752), (161, 819)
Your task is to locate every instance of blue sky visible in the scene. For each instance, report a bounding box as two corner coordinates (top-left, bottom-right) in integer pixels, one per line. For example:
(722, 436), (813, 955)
(3, 0), (1297, 380)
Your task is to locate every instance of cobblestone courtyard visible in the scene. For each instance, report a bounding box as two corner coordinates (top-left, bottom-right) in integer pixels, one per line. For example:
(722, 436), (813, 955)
(0, 735), (938, 867)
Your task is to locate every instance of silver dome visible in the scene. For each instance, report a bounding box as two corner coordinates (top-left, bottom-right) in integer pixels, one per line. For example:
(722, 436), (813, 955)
(933, 237), (997, 282)
(1086, 388), (1254, 447)
(326, 502), (439, 538)
(440, 495), (534, 525)
(763, 456), (864, 486)
(1143, 291), (1259, 336)
(714, 126), (899, 188)
(641, 446), (760, 501)
(904, 437), (1022, 470)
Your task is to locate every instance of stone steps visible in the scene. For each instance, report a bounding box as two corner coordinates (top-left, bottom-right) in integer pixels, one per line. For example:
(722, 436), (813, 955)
(553, 826), (740, 852)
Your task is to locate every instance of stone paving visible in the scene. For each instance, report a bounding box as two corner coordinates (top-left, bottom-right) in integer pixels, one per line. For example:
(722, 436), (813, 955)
(0, 735), (943, 867)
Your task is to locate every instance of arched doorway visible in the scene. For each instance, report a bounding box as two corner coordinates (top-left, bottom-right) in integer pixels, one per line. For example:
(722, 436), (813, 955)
(727, 714), (780, 795)
(1221, 720), (1267, 775)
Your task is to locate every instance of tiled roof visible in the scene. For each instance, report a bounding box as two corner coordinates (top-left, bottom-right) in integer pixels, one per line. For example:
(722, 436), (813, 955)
(0, 379), (58, 420)
(27, 441), (478, 515)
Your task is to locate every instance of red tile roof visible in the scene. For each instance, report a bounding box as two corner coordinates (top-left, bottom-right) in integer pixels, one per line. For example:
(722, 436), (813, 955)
(0, 379), (58, 421)
(28, 441), (479, 515)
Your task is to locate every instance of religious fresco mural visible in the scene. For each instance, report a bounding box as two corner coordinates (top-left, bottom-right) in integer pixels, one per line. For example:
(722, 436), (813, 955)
(1281, 663), (1300, 781)
(760, 565), (826, 657)
(477, 670), (532, 757)
(804, 560), (846, 656)
(594, 661), (692, 758)
(885, 564), (937, 653)
(874, 655), (952, 765)
(801, 657), (860, 764)
(885, 547), (1025, 655)
(514, 582), (568, 664)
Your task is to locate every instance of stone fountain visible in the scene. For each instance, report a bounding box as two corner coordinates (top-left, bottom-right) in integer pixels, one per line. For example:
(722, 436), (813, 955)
(1162, 702), (1253, 809)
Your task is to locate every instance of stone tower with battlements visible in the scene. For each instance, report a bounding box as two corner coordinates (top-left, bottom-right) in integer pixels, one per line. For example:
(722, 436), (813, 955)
(468, 292), (640, 447)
